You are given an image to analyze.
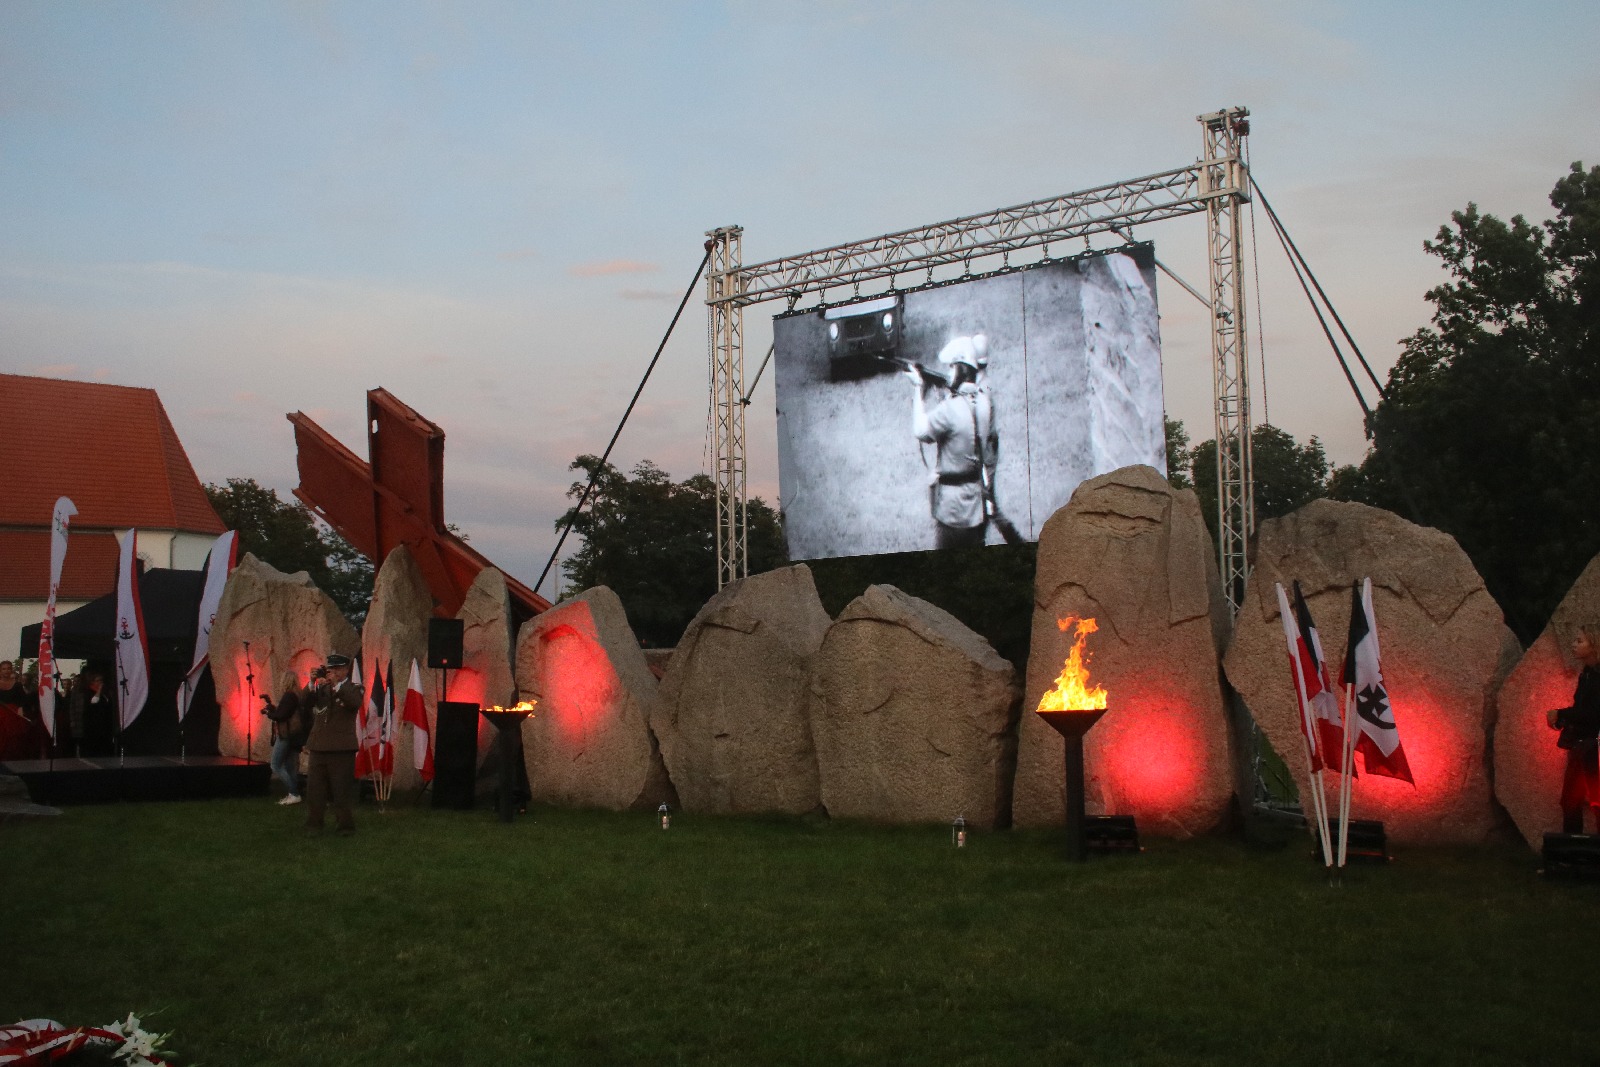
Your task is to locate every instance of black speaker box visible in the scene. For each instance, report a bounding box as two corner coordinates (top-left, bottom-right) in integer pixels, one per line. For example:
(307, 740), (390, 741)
(432, 700), (480, 810)
(1324, 818), (1389, 863)
(1086, 815), (1141, 854)
(1543, 832), (1600, 877)
(427, 617), (465, 669)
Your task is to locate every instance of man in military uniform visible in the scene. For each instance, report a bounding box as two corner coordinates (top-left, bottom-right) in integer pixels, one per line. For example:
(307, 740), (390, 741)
(904, 334), (1000, 549)
(304, 652), (363, 835)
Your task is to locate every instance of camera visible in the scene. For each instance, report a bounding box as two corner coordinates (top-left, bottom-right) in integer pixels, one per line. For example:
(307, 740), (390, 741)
(310, 666), (327, 680)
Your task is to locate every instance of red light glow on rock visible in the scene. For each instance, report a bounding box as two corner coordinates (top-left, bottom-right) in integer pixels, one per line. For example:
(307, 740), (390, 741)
(536, 622), (618, 744)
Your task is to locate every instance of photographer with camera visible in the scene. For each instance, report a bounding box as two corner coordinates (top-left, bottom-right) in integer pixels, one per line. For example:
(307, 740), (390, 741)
(260, 670), (307, 805)
(303, 653), (363, 835)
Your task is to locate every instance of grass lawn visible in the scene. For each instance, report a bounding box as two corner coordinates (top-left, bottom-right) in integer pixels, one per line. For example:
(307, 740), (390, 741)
(3, 797), (1596, 1066)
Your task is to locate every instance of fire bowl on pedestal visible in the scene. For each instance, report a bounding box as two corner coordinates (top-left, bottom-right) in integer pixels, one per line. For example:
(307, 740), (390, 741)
(480, 701), (536, 823)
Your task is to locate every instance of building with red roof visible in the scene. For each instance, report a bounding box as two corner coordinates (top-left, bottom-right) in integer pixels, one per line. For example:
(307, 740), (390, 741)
(2, 373), (226, 658)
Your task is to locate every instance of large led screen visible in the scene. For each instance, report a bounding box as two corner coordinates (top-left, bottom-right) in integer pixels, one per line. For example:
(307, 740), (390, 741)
(773, 244), (1166, 560)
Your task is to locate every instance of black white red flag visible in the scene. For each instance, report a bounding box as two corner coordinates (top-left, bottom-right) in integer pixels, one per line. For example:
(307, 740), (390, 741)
(356, 662), (386, 779)
(114, 529), (150, 730)
(38, 495), (76, 739)
(180, 530), (238, 722)
(1340, 578), (1415, 784)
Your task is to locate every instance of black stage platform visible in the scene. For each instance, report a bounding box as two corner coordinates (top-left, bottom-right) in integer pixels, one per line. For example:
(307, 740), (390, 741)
(0, 757), (271, 805)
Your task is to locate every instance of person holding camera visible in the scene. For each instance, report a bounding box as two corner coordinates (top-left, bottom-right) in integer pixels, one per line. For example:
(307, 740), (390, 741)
(1548, 623), (1600, 833)
(261, 670), (306, 805)
(303, 653), (363, 835)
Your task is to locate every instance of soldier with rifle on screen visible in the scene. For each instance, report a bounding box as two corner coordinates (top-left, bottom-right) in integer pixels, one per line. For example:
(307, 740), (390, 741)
(902, 333), (1022, 549)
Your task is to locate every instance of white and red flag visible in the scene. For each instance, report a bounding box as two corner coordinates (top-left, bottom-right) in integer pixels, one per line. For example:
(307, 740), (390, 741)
(180, 530), (238, 722)
(114, 529), (150, 731)
(401, 657), (432, 781)
(1276, 582), (1332, 771)
(355, 661), (386, 779)
(1289, 581), (1344, 771)
(1340, 578), (1415, 784)
(38, 496), (77, 740)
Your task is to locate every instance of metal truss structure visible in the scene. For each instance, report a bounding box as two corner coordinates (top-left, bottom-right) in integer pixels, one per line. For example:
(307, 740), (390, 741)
(707, 107), (1255, 612)
(706, 226), (747, 588)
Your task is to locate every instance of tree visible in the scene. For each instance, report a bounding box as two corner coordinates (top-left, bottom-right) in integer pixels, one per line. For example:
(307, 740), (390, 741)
(1331, 163), (1600, 642)
(203, 478), (375, 626)
(1182, 422), (1330, 540)
(558, 457), (786, 647)
(1164, 417), (1193, 490)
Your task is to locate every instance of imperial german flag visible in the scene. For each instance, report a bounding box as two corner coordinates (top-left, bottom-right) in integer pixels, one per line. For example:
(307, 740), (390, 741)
(1340, 578), (1415, 784)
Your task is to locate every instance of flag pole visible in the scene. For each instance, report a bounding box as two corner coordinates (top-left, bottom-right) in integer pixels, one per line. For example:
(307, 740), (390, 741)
(1289, 647), (1335, 866)
(1337, 681), (1357, 868)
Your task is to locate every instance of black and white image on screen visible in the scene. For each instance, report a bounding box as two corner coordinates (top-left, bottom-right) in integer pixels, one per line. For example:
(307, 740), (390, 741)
(772, 244), (1167, 561)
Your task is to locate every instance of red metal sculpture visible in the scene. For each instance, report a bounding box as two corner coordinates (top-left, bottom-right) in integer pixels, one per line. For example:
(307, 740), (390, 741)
(287, 389), (550, 619)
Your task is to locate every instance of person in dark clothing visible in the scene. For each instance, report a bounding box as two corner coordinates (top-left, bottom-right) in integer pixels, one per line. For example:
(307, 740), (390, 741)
(76, 671), (116, 758)
(304, 653), (362, 835)
(1547, 623), (1600, 833)
(0, 660), (40, 761)
(262, 670), (306, 805)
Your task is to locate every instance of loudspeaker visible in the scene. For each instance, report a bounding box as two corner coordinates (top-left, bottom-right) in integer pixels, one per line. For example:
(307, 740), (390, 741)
(1325, 818), (1389, 863)
(1542, 832), (1600, 877)
(427, 617), (465, 670)
(1086, 815), (1141, 854)
(432, 700), (480, 810)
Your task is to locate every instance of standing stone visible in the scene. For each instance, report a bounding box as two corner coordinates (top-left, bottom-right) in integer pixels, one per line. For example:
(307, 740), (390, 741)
(1012, 465), (1234, 838)
(656, 565), (830, 816)
(361, 545), (434, 792)
(457, 567), (520, 790)
(1494, 553), (1600, 848)
(1223, 500), (1519, 846)
(211, 554), (359, 761)
(515, 587), (675, 811)
(807, 585), (1019, 828)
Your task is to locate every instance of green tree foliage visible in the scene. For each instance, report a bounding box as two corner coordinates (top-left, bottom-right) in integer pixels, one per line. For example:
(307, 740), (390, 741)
(1331, 163), (1600, 642)
(1164, 417), (1193, 490)
(203, 478), (375, 625)
(1179, 422), (1330, 540)
(558, 457), (786, 647)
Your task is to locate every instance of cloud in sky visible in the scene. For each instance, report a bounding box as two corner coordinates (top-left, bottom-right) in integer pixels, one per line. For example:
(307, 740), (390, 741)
(568, 259), (660, 277)
(1, 0), (1597, 589)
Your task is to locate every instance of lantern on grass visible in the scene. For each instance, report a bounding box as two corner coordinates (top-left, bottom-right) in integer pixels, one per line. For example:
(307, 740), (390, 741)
(658, 803), (671, 830)
(952, 815), (968, 848)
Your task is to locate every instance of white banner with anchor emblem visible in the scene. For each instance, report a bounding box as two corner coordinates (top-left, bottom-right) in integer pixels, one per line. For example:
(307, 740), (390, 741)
(114, 529), (150, 731)
(179, 530), (238, 722)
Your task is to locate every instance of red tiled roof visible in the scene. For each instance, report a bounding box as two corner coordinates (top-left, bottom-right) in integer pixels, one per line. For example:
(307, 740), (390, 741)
(1, 373), (225, 533)
(0, 529), (122, 603)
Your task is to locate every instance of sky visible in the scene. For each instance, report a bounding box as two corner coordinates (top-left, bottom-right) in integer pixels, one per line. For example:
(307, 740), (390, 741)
(3, 0), (1597, 596)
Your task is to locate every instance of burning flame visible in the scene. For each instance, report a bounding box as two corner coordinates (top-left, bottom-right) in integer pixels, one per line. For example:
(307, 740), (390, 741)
(1036, 616), (1108, 712)
(485, 700), (538, 713)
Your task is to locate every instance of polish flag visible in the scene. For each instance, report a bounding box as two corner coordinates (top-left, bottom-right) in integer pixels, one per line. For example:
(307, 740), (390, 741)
(402, 658), (432, 781)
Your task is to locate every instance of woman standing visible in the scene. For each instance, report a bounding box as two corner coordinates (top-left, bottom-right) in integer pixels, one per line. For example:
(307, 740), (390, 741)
(1548, 623), (1600, 833)
(262, 671), (306, 805)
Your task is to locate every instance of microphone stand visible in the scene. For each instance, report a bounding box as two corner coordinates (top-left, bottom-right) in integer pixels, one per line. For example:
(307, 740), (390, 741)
(114, 642), (128, 768)
(179, 673), (189, 763)
(243, 641), (256, 764)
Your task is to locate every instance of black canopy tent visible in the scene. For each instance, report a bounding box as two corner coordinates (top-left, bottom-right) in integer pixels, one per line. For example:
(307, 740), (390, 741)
(19, 568), (221, 756)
